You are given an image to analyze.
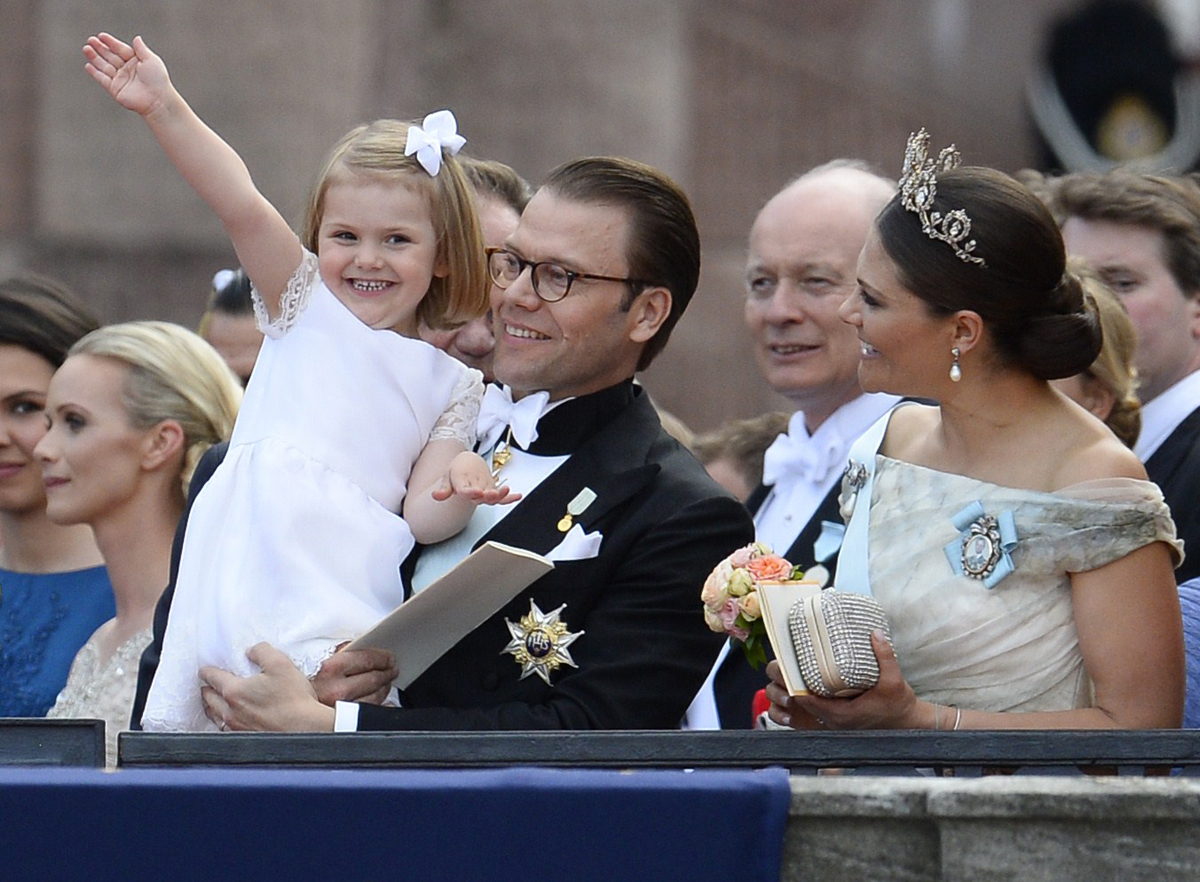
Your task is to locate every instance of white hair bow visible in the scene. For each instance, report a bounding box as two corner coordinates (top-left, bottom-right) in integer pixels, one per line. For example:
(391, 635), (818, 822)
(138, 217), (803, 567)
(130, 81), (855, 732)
(405, 110), (466, 177)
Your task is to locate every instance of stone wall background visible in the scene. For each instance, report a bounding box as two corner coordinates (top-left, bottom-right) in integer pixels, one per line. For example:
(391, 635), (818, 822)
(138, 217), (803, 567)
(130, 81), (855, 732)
(2, 0), (1091, 430)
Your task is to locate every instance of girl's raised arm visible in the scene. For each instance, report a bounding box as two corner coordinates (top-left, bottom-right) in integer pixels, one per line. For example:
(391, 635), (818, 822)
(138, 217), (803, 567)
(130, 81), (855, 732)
(84, 33), (301, 314)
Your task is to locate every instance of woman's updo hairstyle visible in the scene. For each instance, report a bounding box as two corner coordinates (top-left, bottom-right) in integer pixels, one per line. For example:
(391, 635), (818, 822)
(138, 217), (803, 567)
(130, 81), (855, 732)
(876, 166), (1102, 380)
(69, 322), (242, 494)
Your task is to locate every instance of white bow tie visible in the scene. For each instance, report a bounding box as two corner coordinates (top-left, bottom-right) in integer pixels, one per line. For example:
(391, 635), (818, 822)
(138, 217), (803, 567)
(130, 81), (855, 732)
(761, 428), (844, 488)
(476, 385), (552, 452)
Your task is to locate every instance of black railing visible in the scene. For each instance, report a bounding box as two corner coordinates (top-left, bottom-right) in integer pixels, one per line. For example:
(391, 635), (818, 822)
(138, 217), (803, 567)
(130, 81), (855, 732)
(0, 719), (106, 767)
(117, 729), (1200, 774)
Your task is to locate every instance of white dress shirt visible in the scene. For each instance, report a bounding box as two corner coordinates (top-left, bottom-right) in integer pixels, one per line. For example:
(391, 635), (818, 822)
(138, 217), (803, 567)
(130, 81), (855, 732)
(753, 393), (901, 554)
(410, 448), (570, 592)
(1135, 369), (1200, 462)
(335, 395), (574, 732)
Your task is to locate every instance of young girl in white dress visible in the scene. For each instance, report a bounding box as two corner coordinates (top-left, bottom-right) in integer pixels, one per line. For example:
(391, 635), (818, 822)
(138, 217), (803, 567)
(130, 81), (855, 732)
(84, 32), (515, 731)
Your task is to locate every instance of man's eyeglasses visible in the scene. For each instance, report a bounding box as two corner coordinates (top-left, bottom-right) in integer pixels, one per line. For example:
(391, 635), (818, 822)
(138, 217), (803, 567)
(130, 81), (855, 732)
(486, 247), (647, 303)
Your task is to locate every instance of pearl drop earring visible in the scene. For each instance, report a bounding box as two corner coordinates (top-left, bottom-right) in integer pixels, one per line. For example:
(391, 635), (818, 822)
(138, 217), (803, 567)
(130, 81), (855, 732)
(949, 346), (962, 382)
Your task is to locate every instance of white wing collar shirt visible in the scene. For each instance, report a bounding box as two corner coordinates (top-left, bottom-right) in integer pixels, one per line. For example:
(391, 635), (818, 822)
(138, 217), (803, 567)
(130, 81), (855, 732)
(753, 392), (900, 552)
(336, 385), (570, 732)
(335, 379), (645, 731)
(410, 384), (568, 594)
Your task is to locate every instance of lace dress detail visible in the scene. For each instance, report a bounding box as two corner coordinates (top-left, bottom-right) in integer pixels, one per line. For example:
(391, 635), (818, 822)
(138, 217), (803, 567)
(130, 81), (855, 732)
(430, 369), (484, 446)
(251, 250), (320, 339)
(47, 625), (152, 767)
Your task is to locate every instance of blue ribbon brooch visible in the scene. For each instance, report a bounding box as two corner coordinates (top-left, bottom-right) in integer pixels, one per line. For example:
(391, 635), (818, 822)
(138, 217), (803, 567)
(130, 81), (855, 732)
(943, 501), (1018, 589)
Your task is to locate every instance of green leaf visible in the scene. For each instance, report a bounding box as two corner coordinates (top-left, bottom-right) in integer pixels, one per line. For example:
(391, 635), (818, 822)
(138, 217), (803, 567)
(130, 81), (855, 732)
(742, 637), (768, 670)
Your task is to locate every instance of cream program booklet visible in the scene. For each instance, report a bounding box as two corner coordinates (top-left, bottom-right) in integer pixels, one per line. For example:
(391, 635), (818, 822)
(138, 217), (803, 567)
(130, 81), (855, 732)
(345, 541), (554, 689)
(756, 580), (823, 696)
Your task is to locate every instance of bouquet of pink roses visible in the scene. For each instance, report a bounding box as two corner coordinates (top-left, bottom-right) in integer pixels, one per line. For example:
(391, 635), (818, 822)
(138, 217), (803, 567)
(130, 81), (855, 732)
(701, 542), (802, 669)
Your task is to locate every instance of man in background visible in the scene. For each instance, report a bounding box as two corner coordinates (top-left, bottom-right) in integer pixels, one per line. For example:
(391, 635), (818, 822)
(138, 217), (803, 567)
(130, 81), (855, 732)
(1057, 170), (1200, 582)
(685, 161), (898, 729)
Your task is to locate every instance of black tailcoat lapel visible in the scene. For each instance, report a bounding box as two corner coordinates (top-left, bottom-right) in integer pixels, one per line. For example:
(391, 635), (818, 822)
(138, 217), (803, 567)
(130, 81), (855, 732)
(362, 387), (756, 730)
(1146, 404), (1200, 583)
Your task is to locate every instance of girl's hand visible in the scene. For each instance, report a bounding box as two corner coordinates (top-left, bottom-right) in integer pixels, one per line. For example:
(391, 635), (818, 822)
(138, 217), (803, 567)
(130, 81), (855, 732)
(765, 631), (925, 730)
(83, 33), (173, 116)
(431, 451), (521, 506)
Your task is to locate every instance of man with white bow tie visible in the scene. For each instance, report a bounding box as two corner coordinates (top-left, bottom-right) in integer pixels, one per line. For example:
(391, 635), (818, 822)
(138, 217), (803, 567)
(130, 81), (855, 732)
(685, 161), (900, 730)
(184, 156), (755, 733)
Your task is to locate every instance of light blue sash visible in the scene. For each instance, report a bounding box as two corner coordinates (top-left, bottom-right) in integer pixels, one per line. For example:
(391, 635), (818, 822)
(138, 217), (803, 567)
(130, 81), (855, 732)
(830, 409), (895, 597)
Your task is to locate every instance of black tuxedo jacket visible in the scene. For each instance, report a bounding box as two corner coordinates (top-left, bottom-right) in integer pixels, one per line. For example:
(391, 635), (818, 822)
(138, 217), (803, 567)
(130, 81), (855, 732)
(132, 387), (754, 731)
(1146, 403), (1200, 584)
(709, 480), (844, 729)
(358, 386), (754, 729)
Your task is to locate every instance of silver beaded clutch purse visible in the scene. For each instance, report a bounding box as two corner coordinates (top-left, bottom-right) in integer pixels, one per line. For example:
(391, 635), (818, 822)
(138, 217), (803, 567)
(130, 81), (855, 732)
(787, 590), (893, 698)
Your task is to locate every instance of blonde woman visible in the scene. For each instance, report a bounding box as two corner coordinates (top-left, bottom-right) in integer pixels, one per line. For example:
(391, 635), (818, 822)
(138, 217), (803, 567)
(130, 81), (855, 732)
(38, 322), (241, 764)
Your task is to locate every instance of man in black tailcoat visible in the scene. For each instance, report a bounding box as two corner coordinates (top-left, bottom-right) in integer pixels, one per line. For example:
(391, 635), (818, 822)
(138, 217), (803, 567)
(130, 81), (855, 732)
(1058, 171), (1200, 583)
(684, 162), (899, 729)
(155, 156), (754, 732)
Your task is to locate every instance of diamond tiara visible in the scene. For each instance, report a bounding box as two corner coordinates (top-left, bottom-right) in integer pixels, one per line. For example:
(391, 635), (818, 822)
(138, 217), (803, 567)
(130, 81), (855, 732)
(899, 129), (986, 266)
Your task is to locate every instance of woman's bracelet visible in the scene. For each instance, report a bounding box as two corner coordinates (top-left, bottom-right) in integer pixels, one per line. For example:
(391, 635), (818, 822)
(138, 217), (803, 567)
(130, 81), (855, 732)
(932, 703), (964, 731)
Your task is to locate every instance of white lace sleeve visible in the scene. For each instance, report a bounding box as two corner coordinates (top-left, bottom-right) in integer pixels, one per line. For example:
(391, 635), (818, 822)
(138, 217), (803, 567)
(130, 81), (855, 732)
(429, 367), (484, 447)
(252, 249), (321, 339)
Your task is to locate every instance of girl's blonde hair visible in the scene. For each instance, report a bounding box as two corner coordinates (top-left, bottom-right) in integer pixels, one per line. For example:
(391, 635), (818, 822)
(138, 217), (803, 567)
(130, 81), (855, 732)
(69, 322), (243, 493)
(301, 119), (488, 330)
(1068, 258), (1142, 449)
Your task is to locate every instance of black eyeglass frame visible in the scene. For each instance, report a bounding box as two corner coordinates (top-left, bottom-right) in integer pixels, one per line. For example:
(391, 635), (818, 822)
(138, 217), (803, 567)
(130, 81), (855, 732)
(486, 246), (649, 303)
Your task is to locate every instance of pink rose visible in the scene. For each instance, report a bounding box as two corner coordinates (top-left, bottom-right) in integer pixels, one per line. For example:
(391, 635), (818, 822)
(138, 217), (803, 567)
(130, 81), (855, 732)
(728, 542), (762, 568)
(718, 598), (742, 630)
(746, 554), (792, 582)
(739, 591), (761, 622)
(701, 559), (733, 608)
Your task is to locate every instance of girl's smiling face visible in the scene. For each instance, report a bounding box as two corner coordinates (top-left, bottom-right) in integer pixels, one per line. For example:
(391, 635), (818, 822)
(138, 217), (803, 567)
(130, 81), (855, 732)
(316, 176), (445, 336)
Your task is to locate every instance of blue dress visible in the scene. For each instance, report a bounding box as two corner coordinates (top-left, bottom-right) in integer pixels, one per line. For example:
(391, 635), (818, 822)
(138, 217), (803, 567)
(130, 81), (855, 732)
(0, 566), (115, 717)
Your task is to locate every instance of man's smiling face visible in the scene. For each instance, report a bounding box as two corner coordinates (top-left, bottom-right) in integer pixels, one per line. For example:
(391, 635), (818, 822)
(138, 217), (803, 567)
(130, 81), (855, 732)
(491, 190), (649, 401)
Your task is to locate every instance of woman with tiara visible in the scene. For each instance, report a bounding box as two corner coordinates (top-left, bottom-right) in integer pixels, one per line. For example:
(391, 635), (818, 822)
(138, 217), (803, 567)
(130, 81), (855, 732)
(765, 131), (1183, 732)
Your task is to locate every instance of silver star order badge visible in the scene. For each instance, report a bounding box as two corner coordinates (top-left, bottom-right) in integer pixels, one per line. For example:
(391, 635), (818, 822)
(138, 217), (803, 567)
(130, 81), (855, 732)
(502, 600), (583, 685)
